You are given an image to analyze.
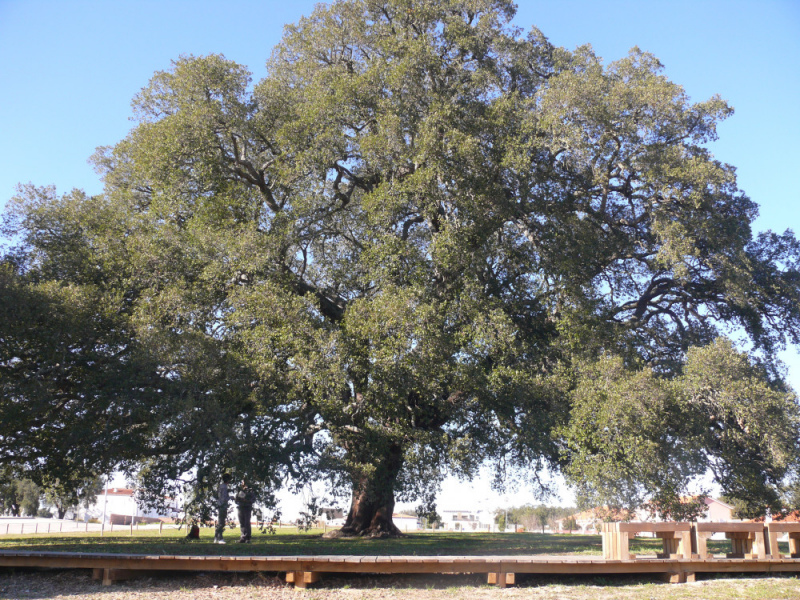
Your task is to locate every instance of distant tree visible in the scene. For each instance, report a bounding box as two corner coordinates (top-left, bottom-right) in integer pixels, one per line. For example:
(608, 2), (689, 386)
(15, 479), (40, 517)
(562, 515), (578, 533)
(495, 510), (507, 532)
(532, 505), (553, 533)
(718, 495), (760, 520)
(0, 468), (17, 515)
(42, 472), (103, 519)
(505, 504), (574, 532)
(783, 477), (800, 513)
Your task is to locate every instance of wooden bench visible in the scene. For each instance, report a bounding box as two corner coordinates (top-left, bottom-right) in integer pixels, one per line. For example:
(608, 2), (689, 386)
(767, 522), (800, 558)
(601, 522), (692, 560)
(693, 522), (768, 559)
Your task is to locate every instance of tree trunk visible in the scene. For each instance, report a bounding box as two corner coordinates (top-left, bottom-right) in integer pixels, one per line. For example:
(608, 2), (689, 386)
(328, 441), (404, 538)
(57, 506), (67, 519)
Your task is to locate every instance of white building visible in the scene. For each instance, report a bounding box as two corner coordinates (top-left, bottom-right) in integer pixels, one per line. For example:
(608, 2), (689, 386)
(82, 488), (180, 524)
(697, 497), (735, 522)
(392, 514), (421, 532)
(440, 509), (497, 532)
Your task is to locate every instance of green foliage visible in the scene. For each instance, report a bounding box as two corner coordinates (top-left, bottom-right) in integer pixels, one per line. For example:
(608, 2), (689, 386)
(562, 515), (578, 532)
(642, 495), (709, 522)
(561, 340), (799, 513)
(3, 0), (800, 533)
(15, 478), (41, 516)
(717, 495), (753, 520)
(42, 473), (103, 519)
(502, 504), (577, 533)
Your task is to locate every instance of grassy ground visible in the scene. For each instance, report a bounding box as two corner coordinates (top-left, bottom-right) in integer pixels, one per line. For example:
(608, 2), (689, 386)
(1, 531), (799, 598)
(0, 528), (791, 557)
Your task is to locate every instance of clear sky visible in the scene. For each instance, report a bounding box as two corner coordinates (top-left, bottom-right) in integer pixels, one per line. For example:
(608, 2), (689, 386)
(2, 0), (799, 513)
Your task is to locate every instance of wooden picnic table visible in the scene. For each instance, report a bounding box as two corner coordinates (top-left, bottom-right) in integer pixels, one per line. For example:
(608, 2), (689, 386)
(601, 522), (692, 560)
(692, 522), (768, 559)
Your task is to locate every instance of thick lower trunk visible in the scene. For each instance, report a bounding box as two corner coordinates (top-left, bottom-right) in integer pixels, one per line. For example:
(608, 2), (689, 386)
(56, 507), (67, 520)
(328, 441), (404, 538)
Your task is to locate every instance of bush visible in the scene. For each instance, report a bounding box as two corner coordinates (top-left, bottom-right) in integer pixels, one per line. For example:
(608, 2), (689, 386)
(37, 508), (53, 518)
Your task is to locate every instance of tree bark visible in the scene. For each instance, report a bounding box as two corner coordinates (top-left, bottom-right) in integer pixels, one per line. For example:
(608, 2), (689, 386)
(327, 441), (405, 538)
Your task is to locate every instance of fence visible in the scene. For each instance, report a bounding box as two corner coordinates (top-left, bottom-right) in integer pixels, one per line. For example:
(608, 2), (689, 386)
(0, 519), (183, 537)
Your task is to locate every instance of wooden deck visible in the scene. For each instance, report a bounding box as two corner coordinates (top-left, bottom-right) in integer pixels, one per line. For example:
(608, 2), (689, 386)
(3, 550), (800, 588)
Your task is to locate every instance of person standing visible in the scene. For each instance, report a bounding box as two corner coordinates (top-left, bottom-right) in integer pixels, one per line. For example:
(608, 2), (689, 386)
(235, 479), (256, 543)
(213, 473), (232, 544)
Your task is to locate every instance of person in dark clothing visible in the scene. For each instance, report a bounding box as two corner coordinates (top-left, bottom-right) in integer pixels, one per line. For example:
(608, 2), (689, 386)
(235, 479), (256, 543)
(213, 473), (232, 544)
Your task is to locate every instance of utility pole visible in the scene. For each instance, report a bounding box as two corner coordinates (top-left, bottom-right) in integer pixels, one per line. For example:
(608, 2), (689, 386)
(100, 476), (109, 536)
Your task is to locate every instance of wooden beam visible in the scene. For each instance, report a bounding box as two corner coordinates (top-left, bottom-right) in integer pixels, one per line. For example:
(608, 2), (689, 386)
(286, 570), (321, 588)
(2, 549), (800, 586)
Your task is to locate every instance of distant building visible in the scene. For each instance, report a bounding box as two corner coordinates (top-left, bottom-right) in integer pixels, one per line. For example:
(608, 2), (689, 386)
(440, 509), (497, 532)
(82, 488), (180, 524)
(561, 498), (737, 534)
(698, 497), (734, 522)
(314, 509), (419, 531)
(392, 514), (421, 532)
(317, 507), (346, 527)
(562, 507), (634, 534)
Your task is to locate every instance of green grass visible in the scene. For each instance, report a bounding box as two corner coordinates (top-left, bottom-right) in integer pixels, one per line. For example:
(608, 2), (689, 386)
(1, 528), (787, 557)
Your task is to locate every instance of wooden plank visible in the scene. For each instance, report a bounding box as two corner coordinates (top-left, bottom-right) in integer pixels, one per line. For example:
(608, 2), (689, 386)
(360, 556), (379, 564)
(695, 522), (765, 533)
(617, 522), (691, 533)
(766, 523), (800, 533)
(3, 549), (800, 582)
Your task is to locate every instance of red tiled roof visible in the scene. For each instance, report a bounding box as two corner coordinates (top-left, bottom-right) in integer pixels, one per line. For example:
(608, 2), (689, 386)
(752, 511), (800, 523)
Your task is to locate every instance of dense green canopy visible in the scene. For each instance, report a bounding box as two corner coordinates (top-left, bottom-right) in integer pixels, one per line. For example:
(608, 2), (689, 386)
(3, 0), (799, 534)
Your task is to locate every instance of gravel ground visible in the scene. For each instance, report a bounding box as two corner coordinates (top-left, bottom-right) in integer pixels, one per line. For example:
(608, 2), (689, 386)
(2, 569), (800, 600)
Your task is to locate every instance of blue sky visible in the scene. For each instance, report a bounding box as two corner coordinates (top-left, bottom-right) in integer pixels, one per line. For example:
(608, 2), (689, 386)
(2, 0), (799, 509)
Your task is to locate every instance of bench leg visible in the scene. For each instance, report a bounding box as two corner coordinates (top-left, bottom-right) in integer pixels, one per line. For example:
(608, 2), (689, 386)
(768, 527), (782, 558)
(789, 534), (800, 558)
(601, 530), (612, 559)
(680, 531), (692, 559)
(696, 532), (712, 559)
(753, 529), (767, 559)
(619, 531), (631, 560)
